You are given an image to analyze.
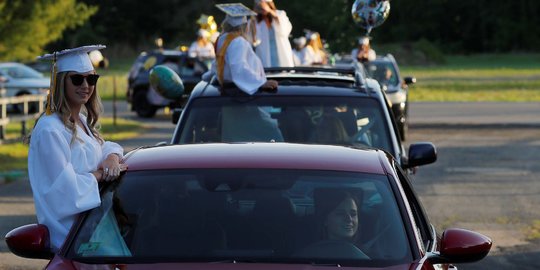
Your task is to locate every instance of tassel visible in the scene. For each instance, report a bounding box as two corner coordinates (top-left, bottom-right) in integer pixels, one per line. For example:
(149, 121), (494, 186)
(46, 52), (57, 115)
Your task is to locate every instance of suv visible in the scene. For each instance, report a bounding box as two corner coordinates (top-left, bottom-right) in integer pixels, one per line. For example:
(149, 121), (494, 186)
(170, 66), (434, 170)
(127, 49), (208, 118)
(364, 54), (416, 141)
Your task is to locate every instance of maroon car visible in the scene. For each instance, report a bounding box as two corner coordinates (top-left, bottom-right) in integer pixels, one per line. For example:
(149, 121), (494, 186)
(6, 143), (490, 269)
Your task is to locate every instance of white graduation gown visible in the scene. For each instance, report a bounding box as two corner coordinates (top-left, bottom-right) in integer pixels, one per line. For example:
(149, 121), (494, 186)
(188, 41), (215, 60)
(254, 10), (295, 67)
(28, 113), (124, 251)
(203, 33), (267, 95)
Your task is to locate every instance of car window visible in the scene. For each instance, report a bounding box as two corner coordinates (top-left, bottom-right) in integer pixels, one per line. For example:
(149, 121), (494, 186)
(365, 62), (398, 87)
(393, 165), (435, 251)
(0, 64), (44, 79)
(176, 96), (393, 153)
(67, 169), (412, 266)
(179, 58), (207, 77)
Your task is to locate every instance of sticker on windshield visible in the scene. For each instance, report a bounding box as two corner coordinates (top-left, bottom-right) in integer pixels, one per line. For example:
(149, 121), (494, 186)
(77, 242), (100, 254)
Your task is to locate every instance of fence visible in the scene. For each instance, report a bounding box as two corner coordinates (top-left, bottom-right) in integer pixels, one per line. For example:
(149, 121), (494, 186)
(0, 94), (47, 142)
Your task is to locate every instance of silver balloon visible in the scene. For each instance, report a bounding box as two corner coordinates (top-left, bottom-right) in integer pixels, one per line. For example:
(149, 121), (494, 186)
(351, 0), (391, 34)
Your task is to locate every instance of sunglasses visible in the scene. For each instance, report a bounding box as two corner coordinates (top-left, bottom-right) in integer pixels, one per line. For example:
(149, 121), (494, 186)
(69, 74), (100, 86)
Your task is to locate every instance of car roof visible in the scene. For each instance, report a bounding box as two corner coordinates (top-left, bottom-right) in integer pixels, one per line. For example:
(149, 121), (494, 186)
(190, 66), (383, 99)
(124, 143), (387, 174)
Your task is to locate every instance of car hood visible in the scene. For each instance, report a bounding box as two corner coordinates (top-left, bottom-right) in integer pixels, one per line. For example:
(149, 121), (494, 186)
(58, 260), (413, 270)
(4, 77), (50, 89)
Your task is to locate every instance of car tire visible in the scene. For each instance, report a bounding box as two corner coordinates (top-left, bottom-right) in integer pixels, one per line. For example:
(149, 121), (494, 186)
(133, 90), (157, 118)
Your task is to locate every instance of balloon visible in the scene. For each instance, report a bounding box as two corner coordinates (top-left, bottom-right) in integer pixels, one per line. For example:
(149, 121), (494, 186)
(149, 65), (185, 100)
(351, 0), (391, 34)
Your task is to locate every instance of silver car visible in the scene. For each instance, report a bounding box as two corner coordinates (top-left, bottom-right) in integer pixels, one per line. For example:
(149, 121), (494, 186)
(0, 62), (50, 112)
(365, 54), (415, 141)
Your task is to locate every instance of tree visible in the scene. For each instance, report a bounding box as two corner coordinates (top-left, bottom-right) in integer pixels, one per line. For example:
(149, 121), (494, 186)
(0, 0), (97, 61)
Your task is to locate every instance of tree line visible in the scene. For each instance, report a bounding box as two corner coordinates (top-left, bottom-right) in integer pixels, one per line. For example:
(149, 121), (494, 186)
(1, 0), (539, 61)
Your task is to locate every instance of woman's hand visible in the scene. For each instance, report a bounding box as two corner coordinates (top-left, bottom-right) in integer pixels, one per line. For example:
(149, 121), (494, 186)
(99, 154), (128, 182)
(260, 80), (278, 92)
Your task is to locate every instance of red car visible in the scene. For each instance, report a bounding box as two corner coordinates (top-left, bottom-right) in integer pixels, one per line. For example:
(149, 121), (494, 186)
(6, 143), (490, 269)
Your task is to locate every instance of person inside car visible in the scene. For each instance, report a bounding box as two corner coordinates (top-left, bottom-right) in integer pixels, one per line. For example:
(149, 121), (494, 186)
(294, 189), (369, 258)
(27, 45), (127, 252)
(316, 189), (360, 242)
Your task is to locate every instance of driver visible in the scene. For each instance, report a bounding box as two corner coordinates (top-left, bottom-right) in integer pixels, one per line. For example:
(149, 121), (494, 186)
(316, 189), (360, 242)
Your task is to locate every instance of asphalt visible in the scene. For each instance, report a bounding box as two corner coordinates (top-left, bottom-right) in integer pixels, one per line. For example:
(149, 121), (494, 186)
(408, 101), (540, 128)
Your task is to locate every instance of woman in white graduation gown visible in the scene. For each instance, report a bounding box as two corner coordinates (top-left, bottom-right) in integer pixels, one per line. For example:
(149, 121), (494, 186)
(252, 0), (294, 67)
(203, 3), (283, 142)
(27, 45), (127, 252)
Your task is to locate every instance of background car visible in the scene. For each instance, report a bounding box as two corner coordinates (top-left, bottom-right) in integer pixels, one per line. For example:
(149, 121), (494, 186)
(126, 49), (208, 118)
(171, 66), (432, 170)
(6, 143), (491, 269)
(0, 62), (49, 112)
(364, 54), (416, 141)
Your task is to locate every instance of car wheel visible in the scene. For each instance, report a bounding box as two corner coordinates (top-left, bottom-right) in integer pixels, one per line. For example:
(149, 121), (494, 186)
(133, 90), (157, 118)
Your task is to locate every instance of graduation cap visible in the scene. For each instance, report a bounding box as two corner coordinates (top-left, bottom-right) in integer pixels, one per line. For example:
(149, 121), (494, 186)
(216, 3), (256, 27)
(38, 45), (106, 115)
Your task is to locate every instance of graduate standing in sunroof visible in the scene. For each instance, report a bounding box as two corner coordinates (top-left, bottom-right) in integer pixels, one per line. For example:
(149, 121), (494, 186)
(203, 3), (278, 94)
(26, 45), (127, 252)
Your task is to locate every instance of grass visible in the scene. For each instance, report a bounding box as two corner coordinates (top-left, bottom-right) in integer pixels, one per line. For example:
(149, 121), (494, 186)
(0, 117), (145, 172)
(399, 53), (540, 102)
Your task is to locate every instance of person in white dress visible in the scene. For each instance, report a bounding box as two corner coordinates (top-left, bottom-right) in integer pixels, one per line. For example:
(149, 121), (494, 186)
(27, 45), (127, 252)
(203, 3), (283, 142)
(188, 29), (216, 61)
(304, 32), (328, 66)
(251, 0), (294, 67)
(351, 36), (376, 63)
(292, 36), (307, 66)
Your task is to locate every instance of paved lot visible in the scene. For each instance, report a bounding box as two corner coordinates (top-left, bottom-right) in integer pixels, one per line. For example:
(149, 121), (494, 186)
(1, 102), (539, 269)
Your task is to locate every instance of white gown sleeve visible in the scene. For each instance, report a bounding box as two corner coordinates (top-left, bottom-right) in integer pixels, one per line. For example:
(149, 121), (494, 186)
(101, 141), (124, 162)
(228, 39), (267, 95)
(33, 129), (101, 218)
(275, 10), (293, 38)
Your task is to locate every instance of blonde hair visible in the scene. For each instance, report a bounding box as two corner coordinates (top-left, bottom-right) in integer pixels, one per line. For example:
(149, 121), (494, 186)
(26, 71), (104, 145)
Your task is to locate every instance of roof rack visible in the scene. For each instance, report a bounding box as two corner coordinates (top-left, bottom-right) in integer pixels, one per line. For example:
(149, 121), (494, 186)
(264, 66), (356, 76)
(264, 65), (369, 93)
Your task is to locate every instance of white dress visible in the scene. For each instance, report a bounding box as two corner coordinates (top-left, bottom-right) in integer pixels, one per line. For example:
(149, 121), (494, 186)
(253, 10), (295, 67)
(203, 33), (267, 95)
(188, 41), (215, 60)
(28, 113), (124, 251)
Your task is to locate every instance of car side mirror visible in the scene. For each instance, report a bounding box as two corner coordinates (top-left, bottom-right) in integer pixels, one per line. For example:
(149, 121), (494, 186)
(172, 108), (183, 124)
(428, 228), (492, 264)
(5, 224), (54, 259)
(405, 142), (437, 168)
(404, 76), (416, 85)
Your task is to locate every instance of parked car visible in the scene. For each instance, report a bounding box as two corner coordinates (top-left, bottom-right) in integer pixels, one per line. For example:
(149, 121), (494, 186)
(171, 66), (432, 170)
(126, 49), (208, 118)
(0, 62), (49, 112)
(364, 54), (416, 141)
(5, 143), (491, 269)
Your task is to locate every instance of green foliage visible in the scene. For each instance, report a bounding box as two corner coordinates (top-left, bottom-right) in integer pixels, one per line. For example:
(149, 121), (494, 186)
(0, 0), (98, 61)
(403, 53), (540, 102)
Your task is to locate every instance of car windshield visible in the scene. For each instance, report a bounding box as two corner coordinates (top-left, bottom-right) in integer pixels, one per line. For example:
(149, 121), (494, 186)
(67, 169), (411, 266)
(0, 64), (44, 79)
(176, 96), (393, 153)
(365, 62), (398, 87)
